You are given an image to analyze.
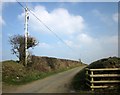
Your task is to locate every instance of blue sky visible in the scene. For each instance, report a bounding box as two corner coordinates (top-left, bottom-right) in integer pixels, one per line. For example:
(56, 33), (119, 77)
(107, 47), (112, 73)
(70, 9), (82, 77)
(1, 2), (118, 64)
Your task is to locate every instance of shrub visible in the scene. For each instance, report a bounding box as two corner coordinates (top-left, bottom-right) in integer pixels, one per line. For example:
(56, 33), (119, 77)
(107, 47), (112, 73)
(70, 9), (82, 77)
(71, 56), (120, 92)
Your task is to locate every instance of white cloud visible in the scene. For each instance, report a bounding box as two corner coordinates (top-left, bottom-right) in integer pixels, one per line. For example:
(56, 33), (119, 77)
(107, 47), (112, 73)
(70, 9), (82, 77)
(113, 13), (118, 22)
(0, 16), (5, 26)
(0, 3), (2, 13)
(64, 40), (79, 48)
(38, 42), (51, 48)
(92, 9), (112, 24)
(92, 9), (101, 16)
(18, 5), (117, 63)
(63, 33), (118, 63)
(18, 5), (85, 35)
(65, 40), (73, 46)
(77, 33), (93, 44)
(102, 35), (118, 45)
(0, 1), (5, 26)
(92, 9), (106, 21)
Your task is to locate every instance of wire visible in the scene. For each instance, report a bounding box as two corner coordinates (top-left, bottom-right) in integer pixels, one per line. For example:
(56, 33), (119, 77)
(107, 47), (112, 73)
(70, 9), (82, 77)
(28, 9), (73, 50)
(16, 0), (46, 34)
(16, 0), (77, 53)
(16, 0), (25, 9)
(28, 9), (74, 51)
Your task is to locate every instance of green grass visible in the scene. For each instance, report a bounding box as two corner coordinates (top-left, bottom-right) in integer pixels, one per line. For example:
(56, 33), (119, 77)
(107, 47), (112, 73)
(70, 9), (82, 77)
(2, 60), (82, 85)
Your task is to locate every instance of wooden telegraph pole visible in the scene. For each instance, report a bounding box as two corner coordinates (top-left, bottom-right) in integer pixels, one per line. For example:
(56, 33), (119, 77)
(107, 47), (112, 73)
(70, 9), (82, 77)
(24, 5), (29, 66)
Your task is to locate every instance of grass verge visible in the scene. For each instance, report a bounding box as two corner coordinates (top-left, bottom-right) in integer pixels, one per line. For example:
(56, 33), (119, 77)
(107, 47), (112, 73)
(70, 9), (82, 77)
(2, 60), (83, 85)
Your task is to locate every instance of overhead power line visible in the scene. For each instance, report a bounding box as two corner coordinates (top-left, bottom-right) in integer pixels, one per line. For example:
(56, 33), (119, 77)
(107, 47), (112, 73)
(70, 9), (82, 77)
(16, 0), (25, 9)
(28, 9), (74, 51)
(16, 0), (77, 53)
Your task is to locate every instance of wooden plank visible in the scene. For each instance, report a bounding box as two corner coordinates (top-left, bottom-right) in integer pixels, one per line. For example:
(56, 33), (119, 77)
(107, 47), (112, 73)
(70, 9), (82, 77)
(90, 74), (120, 77)
(89, 68), (120, 71)
(90, 80), (120, 83)
(85, 68), (120, 91)
(91, 85), (108, 88)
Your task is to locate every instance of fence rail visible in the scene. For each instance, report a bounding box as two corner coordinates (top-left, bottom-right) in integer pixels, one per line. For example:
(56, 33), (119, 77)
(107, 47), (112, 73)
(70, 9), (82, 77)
(85, 68), (120, 91)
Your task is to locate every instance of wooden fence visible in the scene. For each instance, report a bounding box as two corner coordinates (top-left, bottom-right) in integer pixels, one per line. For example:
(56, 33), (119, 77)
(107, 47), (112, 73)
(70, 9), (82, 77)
(85, 68), (120, 91)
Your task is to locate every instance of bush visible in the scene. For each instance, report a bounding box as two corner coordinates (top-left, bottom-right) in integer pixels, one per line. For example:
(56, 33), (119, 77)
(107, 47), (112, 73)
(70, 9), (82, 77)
(71, 56), (120, 92)
(2, 60), (27, 84)
(71, 67), (89, 91)
(2, 56), (83, 85)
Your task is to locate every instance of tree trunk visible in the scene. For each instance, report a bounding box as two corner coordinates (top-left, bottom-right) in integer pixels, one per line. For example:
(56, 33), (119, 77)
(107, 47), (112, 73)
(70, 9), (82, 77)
(19, 44), (25, 66)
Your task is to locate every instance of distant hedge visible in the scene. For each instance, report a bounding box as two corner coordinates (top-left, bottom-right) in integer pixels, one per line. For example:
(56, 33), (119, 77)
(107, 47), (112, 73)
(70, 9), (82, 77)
(88, 57), (120, 69)
(29, 55), (82, 72)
